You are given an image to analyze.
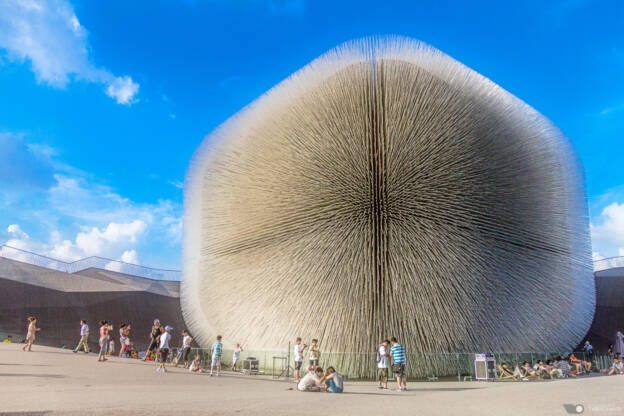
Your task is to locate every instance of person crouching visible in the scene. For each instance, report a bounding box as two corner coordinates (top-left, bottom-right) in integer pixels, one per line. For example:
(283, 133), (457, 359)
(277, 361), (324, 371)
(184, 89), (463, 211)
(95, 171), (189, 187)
(297, 366), (324, 392)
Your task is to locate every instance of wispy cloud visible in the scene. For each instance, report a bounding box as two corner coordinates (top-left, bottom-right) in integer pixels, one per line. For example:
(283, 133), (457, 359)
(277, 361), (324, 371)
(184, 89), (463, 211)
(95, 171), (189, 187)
(0, 0), (139, 105)
(600, 103), (624, 116)
(0, 136), (181, 267)
(0, 132), (57, 191)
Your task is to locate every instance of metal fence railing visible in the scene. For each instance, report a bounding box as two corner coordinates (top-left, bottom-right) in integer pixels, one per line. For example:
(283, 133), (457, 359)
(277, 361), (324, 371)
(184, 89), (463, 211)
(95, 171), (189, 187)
(594, 256), (624, 272)
(0, 244), (181, 281)
(180, 348), (612, 380)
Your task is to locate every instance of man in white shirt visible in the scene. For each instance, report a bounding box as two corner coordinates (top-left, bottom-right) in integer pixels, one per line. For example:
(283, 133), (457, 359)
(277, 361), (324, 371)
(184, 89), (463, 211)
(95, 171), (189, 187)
(181, 330), (192, 368)
(73, 320), (89, 353)
(293, 337), (307, 383)
(297, 367), (324, 392)
(157, 326), (172, 373)
(377, 339), (390, 389)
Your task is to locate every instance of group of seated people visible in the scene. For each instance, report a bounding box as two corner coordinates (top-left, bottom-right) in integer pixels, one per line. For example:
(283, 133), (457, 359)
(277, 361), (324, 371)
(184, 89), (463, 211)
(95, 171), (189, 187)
(601, 356), (624, 375)
(297, 365), (344, 393)
(498, 354), (593, 380)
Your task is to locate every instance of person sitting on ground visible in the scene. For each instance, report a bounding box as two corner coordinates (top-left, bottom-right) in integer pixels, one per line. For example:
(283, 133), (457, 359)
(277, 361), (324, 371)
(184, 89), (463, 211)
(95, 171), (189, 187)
(321, 367), (343, 393)
(519, 362), (537, 378)
(545, 360), (562, 379)
(533, 360), (550, 379)
(569, 353), (591, 374)
(605, 357), (624, 375)
(3, 335), (12, 343)
(297, 366), (325, 392)
(497, 362), (517, 379)
(554, 356), (575, 378)
(583, 340), (594, 358)
(189, 354), (207, 373)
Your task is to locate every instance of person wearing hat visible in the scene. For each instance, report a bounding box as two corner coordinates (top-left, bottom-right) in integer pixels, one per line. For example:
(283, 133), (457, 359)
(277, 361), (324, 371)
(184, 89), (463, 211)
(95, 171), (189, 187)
(143, 319), (162, 361)
(157, 326), (173, 373)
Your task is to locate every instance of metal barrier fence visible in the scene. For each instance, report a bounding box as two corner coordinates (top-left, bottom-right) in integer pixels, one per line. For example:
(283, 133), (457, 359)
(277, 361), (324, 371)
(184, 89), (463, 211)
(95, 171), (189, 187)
(187, 348), (611, 380)
(594, 256), (624, 272)
(0, 244), (181, 281)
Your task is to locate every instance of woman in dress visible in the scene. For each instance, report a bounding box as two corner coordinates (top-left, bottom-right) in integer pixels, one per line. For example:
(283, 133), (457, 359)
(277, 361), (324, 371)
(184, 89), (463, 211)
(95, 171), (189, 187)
(22, 317), (40, 352)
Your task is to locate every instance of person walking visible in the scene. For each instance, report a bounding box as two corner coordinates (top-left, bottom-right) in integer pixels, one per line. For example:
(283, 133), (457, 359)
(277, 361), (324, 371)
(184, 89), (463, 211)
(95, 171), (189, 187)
(143, 319), (162, 361)
(74, 320), (89, 353)
(293, 337), (307, 383)
(97, 321), (110, 362)
(156, 326), (173, 373)
(210, 335), (223, 376)
(377, 339), (390, 389)
(22, 317), (40, 352)
(390, 337), (407, 391)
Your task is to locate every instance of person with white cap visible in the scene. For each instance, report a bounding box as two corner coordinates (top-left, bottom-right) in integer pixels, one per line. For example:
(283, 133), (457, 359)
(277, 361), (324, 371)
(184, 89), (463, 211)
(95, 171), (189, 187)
(157, 326), (173, 373)
(143, 319), (162, 361)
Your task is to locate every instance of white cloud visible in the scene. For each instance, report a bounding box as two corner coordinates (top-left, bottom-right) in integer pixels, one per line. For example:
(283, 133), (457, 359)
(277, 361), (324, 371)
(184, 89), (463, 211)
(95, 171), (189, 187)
(0, 0), (139, 104)
(120, 249), (138, 264)
(591, 202), (624, 247)
(5, 220), (147, 262)
(1, 168), (182, 267)
(168, 180), (183, 189)
(106, 75), (139, 105)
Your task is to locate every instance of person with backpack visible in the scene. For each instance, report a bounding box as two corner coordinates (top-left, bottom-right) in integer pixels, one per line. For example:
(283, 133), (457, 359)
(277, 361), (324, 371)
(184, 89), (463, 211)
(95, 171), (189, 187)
(376, 339), (390, 390)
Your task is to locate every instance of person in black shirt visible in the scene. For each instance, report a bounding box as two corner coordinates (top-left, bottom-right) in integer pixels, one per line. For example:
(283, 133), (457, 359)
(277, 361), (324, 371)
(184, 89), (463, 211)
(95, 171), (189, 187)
(142, 319), (162, 361)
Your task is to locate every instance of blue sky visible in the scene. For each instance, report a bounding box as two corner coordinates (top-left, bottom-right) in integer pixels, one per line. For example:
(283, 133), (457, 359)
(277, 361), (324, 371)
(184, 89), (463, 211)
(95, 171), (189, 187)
(0, 0), (623, 269)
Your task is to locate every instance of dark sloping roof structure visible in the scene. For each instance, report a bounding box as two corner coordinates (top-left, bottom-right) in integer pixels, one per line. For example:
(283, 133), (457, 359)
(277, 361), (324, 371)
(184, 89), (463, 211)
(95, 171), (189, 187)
(0, 257), (185, 350)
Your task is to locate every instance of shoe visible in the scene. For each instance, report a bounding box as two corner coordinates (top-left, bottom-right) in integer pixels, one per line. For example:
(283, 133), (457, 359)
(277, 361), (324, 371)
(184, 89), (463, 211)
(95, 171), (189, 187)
(395, 388), (403, 391)
(383, 387), (389, 390)
(402, 387), (407, 391)
(210, 373), (214, 377)
(217, 373), (222, 377)
(73, 350), (77, 353)
(377, 386), (384, 390)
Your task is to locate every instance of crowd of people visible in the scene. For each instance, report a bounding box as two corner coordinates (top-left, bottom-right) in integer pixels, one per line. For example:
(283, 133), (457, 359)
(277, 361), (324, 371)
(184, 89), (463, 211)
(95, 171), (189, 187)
(13, 316), (624, 391)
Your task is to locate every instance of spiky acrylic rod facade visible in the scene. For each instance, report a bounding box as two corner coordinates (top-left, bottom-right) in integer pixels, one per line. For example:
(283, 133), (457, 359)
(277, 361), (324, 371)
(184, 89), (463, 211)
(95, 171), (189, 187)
(182, 37), (594, 372)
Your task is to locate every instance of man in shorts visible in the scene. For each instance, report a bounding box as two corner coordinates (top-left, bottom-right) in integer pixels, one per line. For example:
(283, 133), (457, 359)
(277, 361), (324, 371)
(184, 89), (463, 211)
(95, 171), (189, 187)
(210, 335), (223, 376)
(143, 319), (162, 361)
(377, 339), (390, 389)
(293, 337), (307, 383)
(390, 337), (407, 391)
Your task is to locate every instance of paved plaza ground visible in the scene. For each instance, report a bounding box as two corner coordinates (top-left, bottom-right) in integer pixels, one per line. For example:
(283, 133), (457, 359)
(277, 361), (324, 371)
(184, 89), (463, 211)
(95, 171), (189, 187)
(0, 343), (622, 416)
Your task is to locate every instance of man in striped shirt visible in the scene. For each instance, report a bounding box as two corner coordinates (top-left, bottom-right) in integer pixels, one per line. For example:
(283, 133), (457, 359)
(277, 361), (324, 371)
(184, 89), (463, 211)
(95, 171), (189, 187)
(390, 337), (407, 391)
(210, 335), (223, 376)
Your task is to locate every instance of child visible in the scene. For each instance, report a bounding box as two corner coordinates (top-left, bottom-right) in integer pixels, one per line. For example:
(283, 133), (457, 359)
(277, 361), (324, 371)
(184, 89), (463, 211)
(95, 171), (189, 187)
(309, 339), (320, 369)
(322, 367), (343, 393)
(297, 366), (324, 392)
(210, 335), (223, 376)
(22, 317), (40, 352)
(157, 326), (173, 373)
(232, 343), (243, 371)
(108, 337), (115, 356)
(607, 357), (624, 375)
(293, 337), (307, 383)
(189, 354), (207, 373)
